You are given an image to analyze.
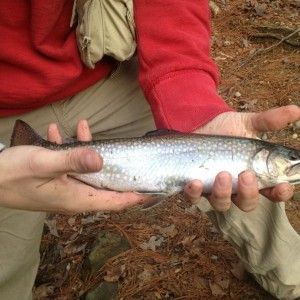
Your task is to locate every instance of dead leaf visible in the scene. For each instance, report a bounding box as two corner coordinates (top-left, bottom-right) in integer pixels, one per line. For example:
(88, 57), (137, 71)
(184, 205), (198, 215)
(154, 291), (162, 299)
(33, 284), (55, 299)
(178, 235), (197, 246)
(209, 274), (230, 296)
(44, 219), (59, 237)
(67, 216), (76, 227)
(81, 212), (110, 224)
(159, 224), (178, 238)
(137, 269), (153, 285)
(209, 280), (226, 296)
(255, 3), (267, 16)
(63, 241), (87, 256)
(209, 1), (221, 17)
(104, 265), (126, 282)
(217, 277), (230, 290)
(139, 236), (165, 251)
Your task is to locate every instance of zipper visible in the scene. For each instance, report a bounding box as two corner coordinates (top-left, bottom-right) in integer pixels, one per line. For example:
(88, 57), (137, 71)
(82, 36), (91, 51)
(81, 0), (95, 69)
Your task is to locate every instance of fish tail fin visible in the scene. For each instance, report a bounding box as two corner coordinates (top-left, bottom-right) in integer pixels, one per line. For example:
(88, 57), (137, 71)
(10, 120), (49, 147)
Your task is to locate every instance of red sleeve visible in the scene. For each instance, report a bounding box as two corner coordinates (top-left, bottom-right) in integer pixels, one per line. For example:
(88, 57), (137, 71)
(134, 0), (233, 132)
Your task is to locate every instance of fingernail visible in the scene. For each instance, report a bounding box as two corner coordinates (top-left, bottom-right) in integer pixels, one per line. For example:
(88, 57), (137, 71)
(189, 180), (202, 193)
(242, 171), (255, 185)
(218, 173), (231, 187)
(184, 181), (203, 200)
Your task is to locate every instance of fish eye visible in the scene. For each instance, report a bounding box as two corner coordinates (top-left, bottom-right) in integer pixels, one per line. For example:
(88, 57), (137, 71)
(288, 151), (300, 161)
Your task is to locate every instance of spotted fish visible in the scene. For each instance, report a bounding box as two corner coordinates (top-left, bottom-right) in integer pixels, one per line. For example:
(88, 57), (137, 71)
(10, 120), (300, 197)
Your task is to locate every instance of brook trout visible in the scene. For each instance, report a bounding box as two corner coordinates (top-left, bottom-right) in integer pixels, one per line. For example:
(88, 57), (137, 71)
(10, 120), (300, 196)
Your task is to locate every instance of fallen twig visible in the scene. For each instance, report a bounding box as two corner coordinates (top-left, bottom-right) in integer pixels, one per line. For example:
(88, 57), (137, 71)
(250, 24), (300, 47)
(252, 32), (300, 47)
(238, 26), (300, 69)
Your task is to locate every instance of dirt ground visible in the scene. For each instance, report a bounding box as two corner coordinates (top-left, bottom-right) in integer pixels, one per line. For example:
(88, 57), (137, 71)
(34, 1), (300, 299)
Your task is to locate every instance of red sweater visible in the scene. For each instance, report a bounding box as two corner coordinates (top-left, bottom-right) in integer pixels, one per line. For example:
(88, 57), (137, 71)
(0, 0), (231, 132)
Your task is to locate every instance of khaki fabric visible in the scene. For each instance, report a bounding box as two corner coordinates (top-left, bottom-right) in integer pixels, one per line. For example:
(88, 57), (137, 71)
(0, 58), (299, 299)
(73, 0), (136, 69)
(0, 58), (154, 300)
(51, 58), (154, 140)
(0, 209), (45, 300)
(197, 196), (300, 299)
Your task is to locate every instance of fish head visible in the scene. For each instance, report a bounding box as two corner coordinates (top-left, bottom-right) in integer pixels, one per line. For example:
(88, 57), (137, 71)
(252, 145), (300, 187)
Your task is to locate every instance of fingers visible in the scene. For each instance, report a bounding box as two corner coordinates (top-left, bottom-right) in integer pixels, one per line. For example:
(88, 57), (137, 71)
(208, 172), (233, 211)
(92, 191), (149, 212)
(47, 123), (63, 144)
(183, 180), (204, 204)
(184, 170), (291, 213)
(210, 171), (259, 212)
(251, 105), (300, 133)
(73, 189), (147, 212)
(77, 119), (92, 141)
(47, 119), (93, 144)
(184, 171), (260, 212)
(45, 120), (97, 175)
(30, 147), (103, 176)
(233, 170), (259, 211)
(260, 182), (294, 202)
(53, 179), (148, 213)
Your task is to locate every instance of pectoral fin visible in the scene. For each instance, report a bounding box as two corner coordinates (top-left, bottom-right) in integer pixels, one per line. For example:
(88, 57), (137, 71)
(141, 195), (169, 210)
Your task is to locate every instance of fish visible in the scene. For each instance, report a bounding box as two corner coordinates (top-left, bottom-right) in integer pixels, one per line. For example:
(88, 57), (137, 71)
(10, 120), (300, 198)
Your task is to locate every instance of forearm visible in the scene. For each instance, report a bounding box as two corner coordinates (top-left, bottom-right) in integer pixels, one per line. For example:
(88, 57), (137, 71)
(134, 0), (233, 132)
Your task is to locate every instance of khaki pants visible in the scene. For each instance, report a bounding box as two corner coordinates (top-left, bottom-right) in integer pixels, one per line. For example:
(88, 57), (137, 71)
(0, 58), (299, 299)
(0, 59), (155, 300)
(198, 197), (300, 299)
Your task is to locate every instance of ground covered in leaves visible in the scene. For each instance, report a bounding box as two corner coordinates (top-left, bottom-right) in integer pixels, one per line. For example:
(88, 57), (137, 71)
(34, 1), (300, 299)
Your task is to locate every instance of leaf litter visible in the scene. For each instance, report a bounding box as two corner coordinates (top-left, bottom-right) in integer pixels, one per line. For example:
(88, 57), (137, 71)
(35, 1), (300, 299)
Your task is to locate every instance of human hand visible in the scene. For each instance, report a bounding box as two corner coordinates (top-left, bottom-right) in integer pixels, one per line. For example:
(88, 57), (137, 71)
(184, 105), (300, 212)
(0, 120), (148, 213)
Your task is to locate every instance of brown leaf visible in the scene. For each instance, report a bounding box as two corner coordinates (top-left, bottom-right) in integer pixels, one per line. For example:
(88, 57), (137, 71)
(209, 276), (230, 296)
(255, 3), (267, 16)
(209, 280), (226, 296)
(159, 224), (178, 238)
(178, 235), (197, 246)
(33, 284), (55, 299)
(44, 219), (59, 237)
(63, 241), (87, 256)
(104, 265), (126, 282)
(139, 236), (165, 251)
(137, 269), (153, 285)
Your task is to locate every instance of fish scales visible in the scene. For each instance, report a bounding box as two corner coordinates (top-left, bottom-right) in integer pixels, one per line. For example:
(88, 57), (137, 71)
(10, 120), (300, 196)
(73, 135), (258, 194)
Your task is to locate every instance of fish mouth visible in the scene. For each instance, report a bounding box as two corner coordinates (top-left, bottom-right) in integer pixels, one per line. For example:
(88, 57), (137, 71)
(287, 162), (300, 177)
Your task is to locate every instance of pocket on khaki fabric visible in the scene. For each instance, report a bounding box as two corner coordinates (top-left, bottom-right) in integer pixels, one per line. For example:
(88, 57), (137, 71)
(73, 0), (137, 69)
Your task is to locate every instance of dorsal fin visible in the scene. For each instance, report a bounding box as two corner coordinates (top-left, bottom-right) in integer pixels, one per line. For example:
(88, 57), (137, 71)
(10, 120), (49, 147)
(143, 129), (181, 138)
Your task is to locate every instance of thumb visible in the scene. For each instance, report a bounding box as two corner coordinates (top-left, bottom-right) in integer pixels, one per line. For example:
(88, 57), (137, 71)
(251, 105), (300, 133)
(34, 147), (103, 177)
